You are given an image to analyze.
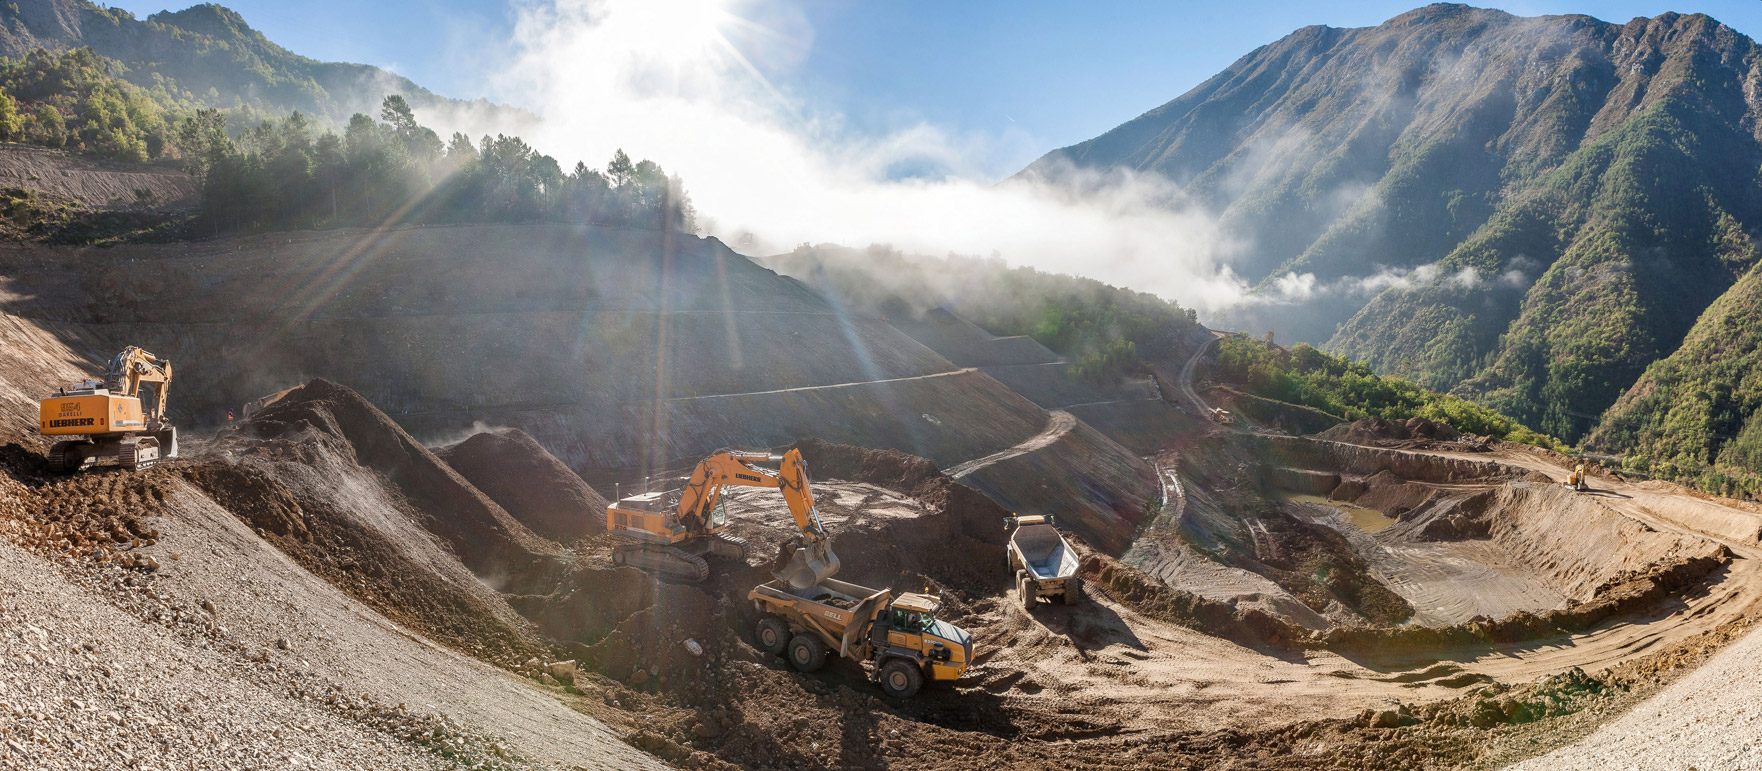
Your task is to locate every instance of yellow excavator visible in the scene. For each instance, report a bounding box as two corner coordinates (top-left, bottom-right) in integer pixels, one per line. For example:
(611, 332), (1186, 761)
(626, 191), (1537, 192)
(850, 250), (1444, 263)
(1566, 461), (1590, 492)
(606, 448), (840, 586)
(39, 346), (177, 472)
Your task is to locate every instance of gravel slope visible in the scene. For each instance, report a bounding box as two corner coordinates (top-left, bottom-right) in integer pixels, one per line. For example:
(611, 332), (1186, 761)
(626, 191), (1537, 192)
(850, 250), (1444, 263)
(1505, 622), (1762, 770)
(0, 476), (668, 770)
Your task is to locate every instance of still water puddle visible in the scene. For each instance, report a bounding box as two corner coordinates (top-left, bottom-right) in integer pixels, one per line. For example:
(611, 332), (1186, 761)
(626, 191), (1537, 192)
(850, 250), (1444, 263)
(1286, 494), (1399, 533)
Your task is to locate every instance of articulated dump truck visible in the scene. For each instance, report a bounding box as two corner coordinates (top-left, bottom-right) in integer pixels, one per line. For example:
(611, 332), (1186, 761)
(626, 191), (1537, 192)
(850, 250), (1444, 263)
(749, 578), (972, 698)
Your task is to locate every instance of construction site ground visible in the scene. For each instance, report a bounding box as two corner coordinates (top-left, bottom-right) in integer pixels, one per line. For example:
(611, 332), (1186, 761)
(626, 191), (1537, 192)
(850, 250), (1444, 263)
(0, 219), (1757, 768)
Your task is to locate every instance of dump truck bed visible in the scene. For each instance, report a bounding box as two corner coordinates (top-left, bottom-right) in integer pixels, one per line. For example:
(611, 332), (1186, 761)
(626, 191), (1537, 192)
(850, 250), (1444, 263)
(751, 578), (883, 633)
(1011, 524), (1077, 581)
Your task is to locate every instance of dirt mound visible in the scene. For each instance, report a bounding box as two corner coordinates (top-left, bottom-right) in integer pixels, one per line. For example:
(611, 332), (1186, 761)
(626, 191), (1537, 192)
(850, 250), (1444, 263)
(1082, 551), (1305, 649)
(437, 428), (608, 542)
(182, 459), (551, 662)
(244, 378), (564, 586)
(1316, 416), (1492, 450)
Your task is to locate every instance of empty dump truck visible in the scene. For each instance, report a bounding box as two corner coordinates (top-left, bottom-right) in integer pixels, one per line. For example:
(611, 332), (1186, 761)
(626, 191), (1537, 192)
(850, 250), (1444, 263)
(1007, 514), (1082, 606)
(749, 577), (972, 698)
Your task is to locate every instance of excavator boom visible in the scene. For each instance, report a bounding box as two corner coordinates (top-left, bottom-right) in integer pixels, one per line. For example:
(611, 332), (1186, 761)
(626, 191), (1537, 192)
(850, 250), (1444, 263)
(606, 448), (839, 586)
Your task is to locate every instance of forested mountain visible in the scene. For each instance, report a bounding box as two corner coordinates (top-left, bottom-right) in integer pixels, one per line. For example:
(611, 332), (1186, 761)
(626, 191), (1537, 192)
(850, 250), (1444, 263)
(0, 0), (533, 131)
(1022, 4), (1762, 450)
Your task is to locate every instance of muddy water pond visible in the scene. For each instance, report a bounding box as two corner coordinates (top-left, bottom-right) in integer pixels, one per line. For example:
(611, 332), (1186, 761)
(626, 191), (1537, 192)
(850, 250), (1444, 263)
(1286, 494), (1399, 533)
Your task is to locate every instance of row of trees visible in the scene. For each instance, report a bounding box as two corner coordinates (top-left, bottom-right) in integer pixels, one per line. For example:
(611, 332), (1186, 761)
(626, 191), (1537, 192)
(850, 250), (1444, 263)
(0, 47), (696, 234)
(190, 96), (694, 232)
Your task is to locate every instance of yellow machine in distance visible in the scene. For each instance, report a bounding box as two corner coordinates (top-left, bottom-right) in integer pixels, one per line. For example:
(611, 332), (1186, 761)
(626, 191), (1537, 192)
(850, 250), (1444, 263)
(606, 448), (840, 585)
(1566, 462), (1590, 492)
(39, 346), (177, 472)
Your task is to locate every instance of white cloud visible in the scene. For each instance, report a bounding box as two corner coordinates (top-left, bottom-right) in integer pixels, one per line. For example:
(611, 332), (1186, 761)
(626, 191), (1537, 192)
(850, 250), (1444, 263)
(484, 0), (1257, 313)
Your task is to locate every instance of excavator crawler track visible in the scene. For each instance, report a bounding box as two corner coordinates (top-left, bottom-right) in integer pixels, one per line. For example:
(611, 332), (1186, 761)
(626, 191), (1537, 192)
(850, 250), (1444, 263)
(613, 542), (710, 582)
(47, 441), (84, 473)
(710, 533), (750, 561)
(119, 438), (160, 471)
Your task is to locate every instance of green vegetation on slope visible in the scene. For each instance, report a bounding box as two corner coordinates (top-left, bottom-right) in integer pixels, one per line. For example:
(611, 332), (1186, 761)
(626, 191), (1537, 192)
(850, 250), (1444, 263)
(0, 1), (527, 129)
(766, 244), (1201, 381)
(0, 46), (696, 238)
(188, 97), (693, 234)
(1589, 259), (1762, 498)
(0, 47), (194, 161)
(1026, 6), (1762, 451)
(1215, 336), (1565, 450)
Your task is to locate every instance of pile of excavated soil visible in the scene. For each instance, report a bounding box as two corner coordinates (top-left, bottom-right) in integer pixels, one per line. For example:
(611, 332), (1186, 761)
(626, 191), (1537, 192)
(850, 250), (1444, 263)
(240, 379), (566, 586)
(166, 378), (580, 664)
(0, 453), (667, 769)
(437, 428), (609, 542)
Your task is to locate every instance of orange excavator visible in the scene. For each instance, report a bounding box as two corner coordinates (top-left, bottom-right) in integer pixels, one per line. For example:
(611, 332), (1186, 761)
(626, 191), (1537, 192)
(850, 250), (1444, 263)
(606, 449), (840, 585)
(39, 346), (177, 472)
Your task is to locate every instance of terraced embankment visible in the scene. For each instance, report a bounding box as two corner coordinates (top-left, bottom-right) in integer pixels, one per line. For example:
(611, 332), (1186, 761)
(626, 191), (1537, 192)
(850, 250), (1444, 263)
(0, 224), (1164, 548)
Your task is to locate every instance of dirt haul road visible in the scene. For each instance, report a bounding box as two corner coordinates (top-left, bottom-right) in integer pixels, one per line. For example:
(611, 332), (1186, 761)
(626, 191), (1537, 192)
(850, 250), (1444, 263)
(943, 410), (1076, 479)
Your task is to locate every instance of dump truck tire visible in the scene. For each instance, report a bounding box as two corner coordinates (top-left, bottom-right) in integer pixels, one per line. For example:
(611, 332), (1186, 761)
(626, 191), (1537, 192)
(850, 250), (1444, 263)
(787, 634), (827, 673)
(1019, 575), (1037, 608)
(755, 617), (789, 656)
(1062, 577), (1083, 605)
(879, 659), (923, 699)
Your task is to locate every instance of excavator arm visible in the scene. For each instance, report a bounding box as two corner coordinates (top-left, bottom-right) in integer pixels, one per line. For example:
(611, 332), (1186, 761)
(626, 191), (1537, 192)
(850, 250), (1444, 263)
(105, 346), (172, 426)
(675, 448), (839, 588)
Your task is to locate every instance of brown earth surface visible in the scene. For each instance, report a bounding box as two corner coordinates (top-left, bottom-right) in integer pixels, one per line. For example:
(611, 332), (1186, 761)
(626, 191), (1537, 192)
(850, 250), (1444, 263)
(1, 221), (1760, 767)
(437, 427), (610, 543)
(0, 144), (198, 211)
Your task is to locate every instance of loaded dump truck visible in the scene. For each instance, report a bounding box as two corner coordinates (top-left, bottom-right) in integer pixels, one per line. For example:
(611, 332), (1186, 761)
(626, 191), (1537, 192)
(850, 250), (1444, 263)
(749, 578), (972, 698)
(1007, 514), (1082, 606)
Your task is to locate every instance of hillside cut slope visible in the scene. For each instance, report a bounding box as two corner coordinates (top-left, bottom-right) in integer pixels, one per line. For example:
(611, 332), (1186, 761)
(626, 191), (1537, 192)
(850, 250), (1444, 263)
(1024, 4), (1762, 445)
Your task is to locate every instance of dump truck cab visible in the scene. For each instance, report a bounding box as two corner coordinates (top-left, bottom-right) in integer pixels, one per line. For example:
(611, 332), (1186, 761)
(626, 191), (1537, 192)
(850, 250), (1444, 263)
(870, 592), (971, 684)
(749, 578), (972, 698)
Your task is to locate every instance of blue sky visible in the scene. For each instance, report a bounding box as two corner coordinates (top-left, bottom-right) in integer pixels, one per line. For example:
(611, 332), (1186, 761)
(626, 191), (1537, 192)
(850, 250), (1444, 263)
(106, 0), (1762, 175)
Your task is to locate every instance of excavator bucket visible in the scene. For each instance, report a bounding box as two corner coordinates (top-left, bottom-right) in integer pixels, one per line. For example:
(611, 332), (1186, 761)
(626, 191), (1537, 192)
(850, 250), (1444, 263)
(775, 538), (841, 589)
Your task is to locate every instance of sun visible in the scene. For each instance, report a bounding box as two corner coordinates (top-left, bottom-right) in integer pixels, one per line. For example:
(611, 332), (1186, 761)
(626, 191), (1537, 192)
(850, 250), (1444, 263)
(603, 0), (737, 69)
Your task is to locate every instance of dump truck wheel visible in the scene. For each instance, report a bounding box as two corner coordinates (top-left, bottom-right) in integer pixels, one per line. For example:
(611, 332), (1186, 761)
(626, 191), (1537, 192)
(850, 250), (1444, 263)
(1062, 577), (1083, 606)
(1019, 575), (1037, 608)
(755, 617), (789, 656)
(879, 659), (923, 699)
(787, 634), (827, 673)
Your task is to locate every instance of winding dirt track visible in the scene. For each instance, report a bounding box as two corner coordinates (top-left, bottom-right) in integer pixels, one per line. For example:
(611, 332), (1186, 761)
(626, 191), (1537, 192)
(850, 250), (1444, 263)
(664, 367), (977, 402)
(942, 410), (1076, 479)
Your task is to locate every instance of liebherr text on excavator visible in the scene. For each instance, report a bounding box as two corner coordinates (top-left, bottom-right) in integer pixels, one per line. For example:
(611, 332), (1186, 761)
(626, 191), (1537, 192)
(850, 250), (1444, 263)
(39, 346), (178, 472)
(605, 448), (840, 585)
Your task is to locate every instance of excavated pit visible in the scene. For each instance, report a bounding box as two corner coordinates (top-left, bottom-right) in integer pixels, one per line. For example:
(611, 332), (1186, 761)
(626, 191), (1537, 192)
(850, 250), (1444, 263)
(1122, 425), (1738, 663)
